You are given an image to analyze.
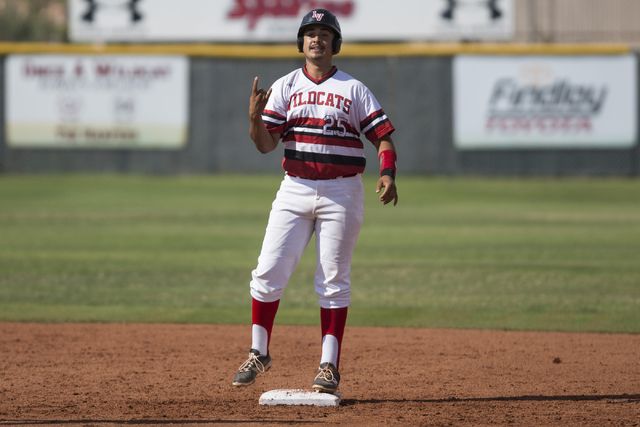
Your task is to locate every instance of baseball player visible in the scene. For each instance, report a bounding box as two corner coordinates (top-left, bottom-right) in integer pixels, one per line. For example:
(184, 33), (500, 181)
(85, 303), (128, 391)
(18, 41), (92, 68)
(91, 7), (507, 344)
(232, 8), (398, 394)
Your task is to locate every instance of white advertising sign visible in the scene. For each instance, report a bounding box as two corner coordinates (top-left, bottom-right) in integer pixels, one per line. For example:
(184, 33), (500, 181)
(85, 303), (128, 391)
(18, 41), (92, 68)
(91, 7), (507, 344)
(453, 55), (638, 149)
(68, 0), (513, 43)
(5, 55), (189, 149)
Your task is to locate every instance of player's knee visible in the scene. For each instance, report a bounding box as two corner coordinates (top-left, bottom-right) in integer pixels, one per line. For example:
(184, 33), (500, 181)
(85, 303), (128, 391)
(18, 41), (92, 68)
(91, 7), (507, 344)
(250, 286), (283, 303)
(317, 288), (351, 309)
(250, 273), (286, 302)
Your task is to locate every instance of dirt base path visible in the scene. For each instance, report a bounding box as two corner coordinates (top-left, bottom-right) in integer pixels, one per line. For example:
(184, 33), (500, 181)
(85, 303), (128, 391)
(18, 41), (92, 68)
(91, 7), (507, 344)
(1, 323), (639, 426)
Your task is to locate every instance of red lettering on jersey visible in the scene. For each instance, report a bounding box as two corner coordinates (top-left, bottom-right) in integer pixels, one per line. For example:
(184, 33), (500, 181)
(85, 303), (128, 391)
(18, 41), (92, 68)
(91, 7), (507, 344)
(325, 93), (335, 107)
(343, 98), (352, 114)
(287, 91), (352, 113)
(288, 93), (297, 111)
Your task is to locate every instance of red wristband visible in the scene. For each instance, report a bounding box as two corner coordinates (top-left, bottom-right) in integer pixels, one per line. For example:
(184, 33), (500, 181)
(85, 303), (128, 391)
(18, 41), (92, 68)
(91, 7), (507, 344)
(379, 150), (397, 178)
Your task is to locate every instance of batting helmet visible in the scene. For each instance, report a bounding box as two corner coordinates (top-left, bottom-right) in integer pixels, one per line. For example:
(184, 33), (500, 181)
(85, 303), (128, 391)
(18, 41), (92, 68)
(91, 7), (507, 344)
(297, 9), (342, 54)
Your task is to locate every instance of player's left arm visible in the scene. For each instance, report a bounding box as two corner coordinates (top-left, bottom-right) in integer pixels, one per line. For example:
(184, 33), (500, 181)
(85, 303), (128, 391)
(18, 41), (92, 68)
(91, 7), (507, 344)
(373, 135), (398, 206)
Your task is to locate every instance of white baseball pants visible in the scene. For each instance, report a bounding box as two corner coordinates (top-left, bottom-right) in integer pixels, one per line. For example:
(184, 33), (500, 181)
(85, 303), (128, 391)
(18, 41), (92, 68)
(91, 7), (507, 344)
(250, 174), (365, 309)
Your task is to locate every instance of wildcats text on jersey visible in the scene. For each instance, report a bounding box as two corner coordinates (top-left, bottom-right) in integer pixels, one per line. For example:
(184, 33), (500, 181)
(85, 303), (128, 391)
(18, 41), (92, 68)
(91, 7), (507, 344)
(288, 91), (352, 114)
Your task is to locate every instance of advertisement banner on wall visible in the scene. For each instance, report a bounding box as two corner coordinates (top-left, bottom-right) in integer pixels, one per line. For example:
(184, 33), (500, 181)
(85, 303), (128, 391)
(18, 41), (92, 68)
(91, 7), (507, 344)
(68, 0), (513, 43)
(5, 55), (189, 149)
(453, 55), (638, 150)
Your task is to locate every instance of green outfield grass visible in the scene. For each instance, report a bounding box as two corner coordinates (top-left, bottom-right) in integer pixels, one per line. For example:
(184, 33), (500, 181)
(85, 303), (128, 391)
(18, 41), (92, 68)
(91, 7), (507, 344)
(1, 174), (639, 333)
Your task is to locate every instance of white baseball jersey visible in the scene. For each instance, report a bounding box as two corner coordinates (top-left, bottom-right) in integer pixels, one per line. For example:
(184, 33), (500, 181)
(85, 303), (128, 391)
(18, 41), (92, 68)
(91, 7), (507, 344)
(262, 66), (395, 180)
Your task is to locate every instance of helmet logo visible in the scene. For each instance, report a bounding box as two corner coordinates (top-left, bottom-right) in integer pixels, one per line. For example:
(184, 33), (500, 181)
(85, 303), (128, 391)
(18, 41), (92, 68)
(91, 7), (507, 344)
(312, 11), (324, 21)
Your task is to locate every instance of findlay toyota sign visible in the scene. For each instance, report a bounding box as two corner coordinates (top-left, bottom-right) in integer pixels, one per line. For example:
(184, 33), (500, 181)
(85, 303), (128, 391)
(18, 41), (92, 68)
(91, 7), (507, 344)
(453, 55), (638, 150)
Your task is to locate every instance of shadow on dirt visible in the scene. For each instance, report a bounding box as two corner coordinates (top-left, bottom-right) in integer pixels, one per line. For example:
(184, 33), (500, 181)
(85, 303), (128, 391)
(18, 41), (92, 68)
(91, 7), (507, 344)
(341, 393), (640, 405)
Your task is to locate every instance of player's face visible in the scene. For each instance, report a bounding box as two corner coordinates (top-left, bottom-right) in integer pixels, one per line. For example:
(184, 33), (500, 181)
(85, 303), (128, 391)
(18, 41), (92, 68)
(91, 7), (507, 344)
(303, 25), (334, 60)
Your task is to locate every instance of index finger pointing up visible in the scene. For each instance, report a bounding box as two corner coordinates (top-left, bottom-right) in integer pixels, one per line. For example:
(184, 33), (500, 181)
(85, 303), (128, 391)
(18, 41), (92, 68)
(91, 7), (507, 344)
(252, 76), (259, 93)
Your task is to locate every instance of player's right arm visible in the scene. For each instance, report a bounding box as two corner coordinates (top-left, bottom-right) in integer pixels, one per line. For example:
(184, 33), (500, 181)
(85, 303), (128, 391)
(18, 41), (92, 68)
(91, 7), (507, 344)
(249, 77), (280, 154)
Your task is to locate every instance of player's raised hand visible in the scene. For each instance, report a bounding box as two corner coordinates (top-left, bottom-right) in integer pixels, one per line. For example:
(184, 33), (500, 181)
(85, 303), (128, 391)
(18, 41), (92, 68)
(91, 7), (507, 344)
(376, 175), (398, 206)
(249, 77), (279, 154)
(250, 77), (272, 119)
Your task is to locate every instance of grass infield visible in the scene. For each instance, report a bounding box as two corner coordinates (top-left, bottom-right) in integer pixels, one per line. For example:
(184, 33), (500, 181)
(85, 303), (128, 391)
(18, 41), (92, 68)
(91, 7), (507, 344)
(1, 174), (639, 333)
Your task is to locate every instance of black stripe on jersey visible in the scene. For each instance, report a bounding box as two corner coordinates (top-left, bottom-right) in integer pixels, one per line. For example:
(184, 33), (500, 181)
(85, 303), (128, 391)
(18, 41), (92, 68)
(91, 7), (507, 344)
(284, 123), (324, 134)
(360, 110), (388, 130)
(263, 112), (286, 124)
(284, 149), (366, 167)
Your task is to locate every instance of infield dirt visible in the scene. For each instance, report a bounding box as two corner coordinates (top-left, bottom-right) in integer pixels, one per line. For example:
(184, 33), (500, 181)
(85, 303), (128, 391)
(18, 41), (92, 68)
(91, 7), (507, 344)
(1, 323), (639, 426)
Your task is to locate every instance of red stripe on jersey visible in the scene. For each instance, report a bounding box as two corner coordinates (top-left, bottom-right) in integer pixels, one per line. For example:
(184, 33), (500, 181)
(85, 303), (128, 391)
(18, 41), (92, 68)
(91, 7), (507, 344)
(360, 109), (396, 142)
(265, 124), (284, 134)
(283, 159), (364, 180)
(365, 120), (395, 142)
(263, 109), (287, 134)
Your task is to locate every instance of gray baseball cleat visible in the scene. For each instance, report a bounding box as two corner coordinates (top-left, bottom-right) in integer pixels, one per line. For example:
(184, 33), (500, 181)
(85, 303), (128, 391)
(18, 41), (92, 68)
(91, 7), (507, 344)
(312, 362), (340, 393)
(232, 349), (272, 387)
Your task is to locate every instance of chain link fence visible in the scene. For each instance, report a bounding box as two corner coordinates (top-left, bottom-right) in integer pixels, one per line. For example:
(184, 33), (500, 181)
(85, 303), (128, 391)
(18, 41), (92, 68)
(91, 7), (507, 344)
(1, 0), (640, 46)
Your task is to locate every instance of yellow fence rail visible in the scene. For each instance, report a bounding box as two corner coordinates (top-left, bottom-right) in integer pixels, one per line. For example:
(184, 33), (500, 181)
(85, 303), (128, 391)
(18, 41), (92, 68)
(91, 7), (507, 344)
(0, 42), (632, 58)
